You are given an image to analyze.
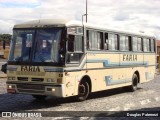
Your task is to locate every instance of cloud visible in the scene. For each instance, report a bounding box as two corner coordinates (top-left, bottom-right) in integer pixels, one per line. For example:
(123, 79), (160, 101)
(0, 0), (160, 39)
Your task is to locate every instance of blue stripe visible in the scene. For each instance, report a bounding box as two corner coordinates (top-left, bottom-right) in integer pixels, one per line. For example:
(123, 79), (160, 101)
(87, 59), (148, 67)
(105, 75), (131, 85)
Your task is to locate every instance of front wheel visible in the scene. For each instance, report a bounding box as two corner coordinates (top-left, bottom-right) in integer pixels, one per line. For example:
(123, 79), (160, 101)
(77, 81), (90, 101)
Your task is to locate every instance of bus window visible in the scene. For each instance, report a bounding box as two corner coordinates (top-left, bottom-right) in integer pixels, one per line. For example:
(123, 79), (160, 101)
(151, 39), (155, 52)
(149, 39), (151, 52)
(137, 37), (143, 51)
(120, 35), (131, 51)
(120, 35), (125, 51)
(68, 35), (74, 52)
(108, 33), (119, 50)
(100, 32), (104, 50)
(143, 38), (150, 52)
(86, 30), (89, 49)
(68, 35), (83, 52)
(128, 36), (132, 51)
(143, 38), (147, 52)
(125, 36), (129, 50)
(120, 35), (129, 51)
(75, 35), (83, 52)
(67, 34), (83, 63)
(133, 37), (138, 51)
(108, 33), (114, 50)
(105, 33), (109, 50)
(114, 34), (119, 50)
(88, 30), (102, 50)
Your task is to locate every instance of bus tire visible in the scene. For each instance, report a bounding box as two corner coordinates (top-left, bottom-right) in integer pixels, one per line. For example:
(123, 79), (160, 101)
(129, 74), (138, 92)
(77, 81), (90, 101)
(32, 95), (46, 100)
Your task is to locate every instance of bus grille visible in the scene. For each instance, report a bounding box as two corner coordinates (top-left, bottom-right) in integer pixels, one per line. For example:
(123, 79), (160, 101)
(18, 77), (28, 81)
(16, 71), (45, 76)
(18, 89), (45, 94)
(31, 78), (44, 82)
(17, 84), (45, 90)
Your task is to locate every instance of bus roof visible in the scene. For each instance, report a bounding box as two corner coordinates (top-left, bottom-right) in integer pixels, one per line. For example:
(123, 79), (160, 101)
(14, 19), (155, 38)
(14, 19), (70, 28)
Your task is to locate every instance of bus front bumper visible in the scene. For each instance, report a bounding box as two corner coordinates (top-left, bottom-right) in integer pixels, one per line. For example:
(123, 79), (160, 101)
(6, 82), (65, 97)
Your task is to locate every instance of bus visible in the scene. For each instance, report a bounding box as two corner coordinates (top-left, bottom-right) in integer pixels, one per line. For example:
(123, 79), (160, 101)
(6, 19), (156, 101)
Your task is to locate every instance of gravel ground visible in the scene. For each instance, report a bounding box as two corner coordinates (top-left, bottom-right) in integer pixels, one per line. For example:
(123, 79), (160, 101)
(0, 74), (160, 119)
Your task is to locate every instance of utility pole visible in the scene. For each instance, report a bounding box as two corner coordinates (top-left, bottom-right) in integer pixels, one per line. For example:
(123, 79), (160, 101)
(86, 0), (88, 22)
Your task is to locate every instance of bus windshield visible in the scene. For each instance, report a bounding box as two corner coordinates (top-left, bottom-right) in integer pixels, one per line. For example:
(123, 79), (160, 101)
(9, 28), (63, 63)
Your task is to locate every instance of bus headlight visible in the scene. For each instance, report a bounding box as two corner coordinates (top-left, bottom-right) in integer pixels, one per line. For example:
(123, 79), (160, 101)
(7, 85), (15, 89)
(46, 78), (57, 83)
(8, 77), (16, 80)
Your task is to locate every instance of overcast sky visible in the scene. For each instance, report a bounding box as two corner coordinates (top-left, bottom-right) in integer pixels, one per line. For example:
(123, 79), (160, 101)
(0, 0), (160, 39)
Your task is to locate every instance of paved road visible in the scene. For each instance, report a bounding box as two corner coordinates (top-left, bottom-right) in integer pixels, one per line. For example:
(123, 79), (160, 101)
(0, 75), (160, 119)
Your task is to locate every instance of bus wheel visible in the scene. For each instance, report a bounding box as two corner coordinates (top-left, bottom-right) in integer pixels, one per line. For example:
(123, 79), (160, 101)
(129, 74), (138, 92)
(32, 95), (46, 100)
(77, 81), (90, 101)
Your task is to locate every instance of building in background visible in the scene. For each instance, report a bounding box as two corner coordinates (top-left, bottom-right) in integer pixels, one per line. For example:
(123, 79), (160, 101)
(157, 40), (160, 63)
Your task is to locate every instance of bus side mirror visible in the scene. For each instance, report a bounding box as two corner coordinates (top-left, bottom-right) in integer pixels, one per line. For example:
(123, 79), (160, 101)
(1, 63), (7, 74)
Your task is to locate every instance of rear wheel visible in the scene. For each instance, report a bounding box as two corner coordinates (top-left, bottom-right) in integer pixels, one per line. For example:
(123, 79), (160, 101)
(32, 95), (46, 100)
(77, 81), (90, 101)
(129, 74), (138, 92)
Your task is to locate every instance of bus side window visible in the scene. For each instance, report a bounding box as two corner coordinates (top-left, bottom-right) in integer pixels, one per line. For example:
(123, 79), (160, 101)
(137, 37), (143, 51)
(120, 35), (125, 51)
(120, 35), (131, 51)
(143, 38), (150, 52)
(88, 30), (103, 50)
(114, 34), (119, 50)
(146, 38), (150, 52)
(86, 30), (89, 50)
(100, 32), (104, 50)
(132, 37), (138, 51)
(149, 39), (151, 52)
(105, 33), (108, 50)
(108, 33), (118, 50)
(151, 39), (155, 52)
(74, 35), (83, 52)
(128, 36), (132, 51)
(143, 38), (147, 52)
(108, 33), (114, 50)
(68, 35), (74, 52)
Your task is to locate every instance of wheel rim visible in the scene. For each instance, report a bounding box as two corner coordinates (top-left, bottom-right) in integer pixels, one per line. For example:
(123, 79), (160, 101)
(79, 84), (86, 96)
(133, 77), (138, 89)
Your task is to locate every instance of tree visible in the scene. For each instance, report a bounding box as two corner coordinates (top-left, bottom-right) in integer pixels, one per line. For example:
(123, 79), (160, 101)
(0, 34), (12, 46)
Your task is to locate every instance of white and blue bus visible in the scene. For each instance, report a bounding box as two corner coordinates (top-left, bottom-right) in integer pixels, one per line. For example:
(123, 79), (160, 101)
(6, 19), (156, 101)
